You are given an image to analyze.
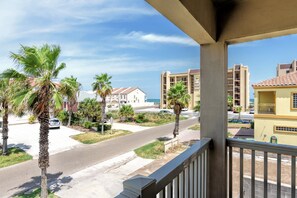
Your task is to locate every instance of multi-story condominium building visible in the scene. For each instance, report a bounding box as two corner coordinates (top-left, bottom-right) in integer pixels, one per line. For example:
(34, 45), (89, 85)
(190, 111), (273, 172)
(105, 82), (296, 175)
(160, 69), (200, 110)
(253, 72), (297, 146)
(227, 64), (250, 111)
(107, 87), (146, 106)
(161, 64), (250, 111)
(276, 60), (297, 76)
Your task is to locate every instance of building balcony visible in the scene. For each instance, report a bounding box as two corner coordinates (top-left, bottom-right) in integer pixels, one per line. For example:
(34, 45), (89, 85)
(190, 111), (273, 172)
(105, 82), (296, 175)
(118, 138), (297, 198)
(258, 103), (275, 114)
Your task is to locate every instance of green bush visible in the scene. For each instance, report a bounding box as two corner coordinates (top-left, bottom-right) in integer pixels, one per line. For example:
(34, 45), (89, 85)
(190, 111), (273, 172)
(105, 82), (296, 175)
(97, 123), (112, 131)
(28, 115), (36, 124)
(251, 121), (254, 129)
(82, 121), (93, 129)
(135, 113), (148, 123)
(57, 110), (69, 125)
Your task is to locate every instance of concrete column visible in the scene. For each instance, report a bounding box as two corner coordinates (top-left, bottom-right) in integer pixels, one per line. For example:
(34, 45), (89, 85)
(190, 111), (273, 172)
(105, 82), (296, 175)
(200, 42), (227, 198)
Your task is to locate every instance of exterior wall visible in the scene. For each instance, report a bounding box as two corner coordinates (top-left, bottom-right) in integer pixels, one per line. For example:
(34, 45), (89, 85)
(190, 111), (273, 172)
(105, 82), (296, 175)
(160, 70), (200, 110)
(276, 60), (297, 76)
(254, 87), (297, 146)
(126, 89), (146, 104)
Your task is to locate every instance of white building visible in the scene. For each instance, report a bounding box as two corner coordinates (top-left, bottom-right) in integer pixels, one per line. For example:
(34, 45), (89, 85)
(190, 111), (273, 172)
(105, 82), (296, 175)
(107, 87), (147, 107)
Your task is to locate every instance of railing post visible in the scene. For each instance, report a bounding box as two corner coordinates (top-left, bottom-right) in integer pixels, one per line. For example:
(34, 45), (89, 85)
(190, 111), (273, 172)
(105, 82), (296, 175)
(117, 175), (156, 198)
(201, 41), (228, 198)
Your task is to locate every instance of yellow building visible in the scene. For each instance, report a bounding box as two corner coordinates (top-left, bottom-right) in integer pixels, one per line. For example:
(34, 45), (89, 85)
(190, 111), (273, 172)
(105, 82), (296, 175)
(253, 72), (297, 146)
(160, 69), (200, 110)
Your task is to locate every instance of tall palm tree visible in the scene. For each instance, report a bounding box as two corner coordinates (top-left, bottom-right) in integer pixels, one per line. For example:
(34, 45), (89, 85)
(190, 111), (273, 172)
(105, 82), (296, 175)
(1, 44), (65, 198)
(0, 79), (11, 155)
(60, 76), (81, 126)
(92, 73), (112, 133)
(167, 81), (190, 138)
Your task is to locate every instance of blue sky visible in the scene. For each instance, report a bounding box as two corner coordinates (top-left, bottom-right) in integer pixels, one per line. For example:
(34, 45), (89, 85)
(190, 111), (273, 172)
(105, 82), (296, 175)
(1, 0), (297, 99)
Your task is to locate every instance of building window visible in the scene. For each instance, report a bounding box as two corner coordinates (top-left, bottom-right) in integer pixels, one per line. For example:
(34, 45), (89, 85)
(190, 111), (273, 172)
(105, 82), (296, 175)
(275, 126), (297, 134)
(292, 93), (297, 109)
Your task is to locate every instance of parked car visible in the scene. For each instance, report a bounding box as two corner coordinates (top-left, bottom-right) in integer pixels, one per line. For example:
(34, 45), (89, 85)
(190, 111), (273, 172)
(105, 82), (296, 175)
(229, 119), (251, 124)
(159, 110), (172, 114)
(249, 108), (254, 114)
(49, 118), (60, 129)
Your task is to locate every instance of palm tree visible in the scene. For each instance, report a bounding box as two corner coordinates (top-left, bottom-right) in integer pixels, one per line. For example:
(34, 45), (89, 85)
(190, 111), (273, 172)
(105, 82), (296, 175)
(1, 44), (65, 198)
(193, 101), (200, 112)
(167, 81), (190, 138)
(92, 73), (112, 133)
(60, 76), (81, 126)
(0, 79), (11, 155)
(119, 105), (134, 122)
(228, 95), (233, 110)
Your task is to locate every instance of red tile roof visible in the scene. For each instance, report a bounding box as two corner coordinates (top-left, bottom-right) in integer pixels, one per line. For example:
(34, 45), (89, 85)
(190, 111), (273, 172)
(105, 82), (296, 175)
(253, 72), (297, 88)
(112, 87), (138, 95)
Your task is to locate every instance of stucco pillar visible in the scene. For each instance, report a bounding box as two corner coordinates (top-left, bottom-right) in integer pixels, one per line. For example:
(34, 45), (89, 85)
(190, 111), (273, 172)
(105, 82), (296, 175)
(200, 42), (228, 198)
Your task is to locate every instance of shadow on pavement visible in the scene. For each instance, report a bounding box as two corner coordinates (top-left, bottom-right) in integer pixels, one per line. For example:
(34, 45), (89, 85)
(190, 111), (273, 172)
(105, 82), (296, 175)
(12, 172), (73, 196)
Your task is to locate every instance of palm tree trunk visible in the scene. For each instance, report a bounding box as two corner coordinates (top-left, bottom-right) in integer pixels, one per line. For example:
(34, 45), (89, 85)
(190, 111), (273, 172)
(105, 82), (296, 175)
(2, 102), (9, 155)
(38, 87), (50, 198)
(101, 98), (106, 134)
(68, 110), (72, 126)
(173, 113), (180, 138)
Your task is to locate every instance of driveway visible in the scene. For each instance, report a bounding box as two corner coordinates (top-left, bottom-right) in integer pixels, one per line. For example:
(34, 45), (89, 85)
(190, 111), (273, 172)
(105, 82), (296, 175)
(7, 124), (83, 158)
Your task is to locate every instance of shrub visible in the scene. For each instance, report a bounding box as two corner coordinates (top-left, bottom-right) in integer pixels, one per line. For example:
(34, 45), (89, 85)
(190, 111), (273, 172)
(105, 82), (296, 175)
(135, 113), (148, 123)
(106, 110), (119, 120)
(251, 121), (254, 129)
(28, 115), (36, 124)
(57, 110), (69, 125)
(119, 105), (134, 122)
(82, 121), (93, 129)
(97, 123), (112, 132)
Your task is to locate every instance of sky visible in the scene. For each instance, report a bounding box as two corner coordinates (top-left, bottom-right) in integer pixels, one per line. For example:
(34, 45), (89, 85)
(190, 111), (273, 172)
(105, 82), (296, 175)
(1, 0), (297, 99)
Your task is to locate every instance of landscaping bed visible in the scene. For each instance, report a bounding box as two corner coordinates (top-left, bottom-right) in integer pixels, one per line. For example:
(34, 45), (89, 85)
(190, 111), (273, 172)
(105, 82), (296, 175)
(189, 124), (200, 130)
(14, 188), (57, 198)
(0, 147), (32, 168)
(71, 129), (131, 144)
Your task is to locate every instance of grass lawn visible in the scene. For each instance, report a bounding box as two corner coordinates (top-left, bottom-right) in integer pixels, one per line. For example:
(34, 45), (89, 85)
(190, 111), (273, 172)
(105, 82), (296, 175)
(14, 188), (57, 198)
(133, 113), (187, 127)
(0, 147), (32, 168)
(189, 124), (200, 130)
(71, 129), (132, 144)
(134, 141), (164, 159)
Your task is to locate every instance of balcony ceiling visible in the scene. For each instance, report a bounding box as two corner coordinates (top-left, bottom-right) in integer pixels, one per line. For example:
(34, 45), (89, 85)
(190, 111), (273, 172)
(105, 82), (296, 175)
(146, 0), (297, 45)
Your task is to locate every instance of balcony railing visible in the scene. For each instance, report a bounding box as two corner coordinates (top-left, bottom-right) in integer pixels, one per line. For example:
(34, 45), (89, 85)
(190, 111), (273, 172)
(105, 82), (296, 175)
(227, 138), (297, 198)
(117, 138), (211, 198)
(258, 103), (275, 114)
(118, 138), (297, 198)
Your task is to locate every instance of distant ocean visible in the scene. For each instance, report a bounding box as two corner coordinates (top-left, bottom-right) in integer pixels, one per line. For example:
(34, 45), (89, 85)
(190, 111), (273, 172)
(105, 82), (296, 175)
(147, 99), (160, 104)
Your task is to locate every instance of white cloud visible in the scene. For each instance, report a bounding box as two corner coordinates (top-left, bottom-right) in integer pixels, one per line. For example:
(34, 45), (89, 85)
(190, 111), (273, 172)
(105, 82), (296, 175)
(0, 0), (157, 42)
(120, 31), (197, 46)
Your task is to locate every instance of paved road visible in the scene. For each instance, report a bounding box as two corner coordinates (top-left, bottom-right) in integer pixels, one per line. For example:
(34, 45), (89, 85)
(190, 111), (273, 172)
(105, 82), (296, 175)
(0, 118), (198, 197)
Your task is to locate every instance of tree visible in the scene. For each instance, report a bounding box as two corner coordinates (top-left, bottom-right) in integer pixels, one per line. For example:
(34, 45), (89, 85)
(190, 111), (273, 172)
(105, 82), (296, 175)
(228, 95), (233, 110)
(234, 106), (242, 119)
(167, 81), (190, 138)
(119, 105), (134, 122)
(60, 76), (81, 126)
(193, 101), (200, 112)
(77, 98), (101, 122)
(92, 73), (112, 133)
(1, 44), (65, 198)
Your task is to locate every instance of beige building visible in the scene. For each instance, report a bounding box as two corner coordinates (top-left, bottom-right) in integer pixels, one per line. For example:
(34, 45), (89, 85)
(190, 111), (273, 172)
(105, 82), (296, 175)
(227, 64), (250, 111)
(160, 69), (200, 110)
(253, 72), (297, 146)
(161, 65), (249, 111)
(276, 60), (297, 76)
